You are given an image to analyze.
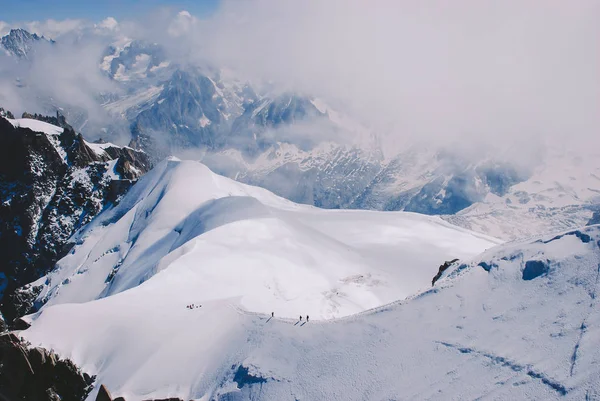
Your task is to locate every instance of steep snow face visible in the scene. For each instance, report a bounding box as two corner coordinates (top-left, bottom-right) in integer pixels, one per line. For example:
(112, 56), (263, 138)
(22, 217), (600, 400)
(30, 159), (497, 321)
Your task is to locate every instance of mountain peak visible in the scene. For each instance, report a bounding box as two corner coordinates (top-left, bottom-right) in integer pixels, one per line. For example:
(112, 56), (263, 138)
(1, 28), (50, 58)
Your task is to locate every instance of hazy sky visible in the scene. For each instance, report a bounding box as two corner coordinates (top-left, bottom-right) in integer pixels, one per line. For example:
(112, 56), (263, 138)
(0, 0), (219, 22)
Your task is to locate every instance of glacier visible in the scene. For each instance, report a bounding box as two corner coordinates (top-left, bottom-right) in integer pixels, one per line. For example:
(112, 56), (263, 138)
(17, 158), (600, 400)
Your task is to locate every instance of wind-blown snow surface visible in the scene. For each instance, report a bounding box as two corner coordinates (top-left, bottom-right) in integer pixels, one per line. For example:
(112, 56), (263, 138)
(27, 158), (496, 321)
(23, 216), (600, 399)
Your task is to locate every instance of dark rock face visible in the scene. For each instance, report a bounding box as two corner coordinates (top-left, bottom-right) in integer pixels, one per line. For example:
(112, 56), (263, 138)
(431, 259), (459, 286)
(21, 112), (70, 130)
(95, 384), (112, 401)
(0, 107), (14, 119)
(0, 332), (95, 401)
(0, 113), (151, 325)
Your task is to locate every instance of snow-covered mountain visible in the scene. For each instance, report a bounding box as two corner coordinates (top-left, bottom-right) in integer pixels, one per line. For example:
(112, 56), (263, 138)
(100, 40), (170, 83)
(2, 28), (598, 242)
(109, 63), (599, 241)
(18, 158), (600, 399)
(24, 158), (497, 319)
(0, 28), (52, 58)
(0, 112), (151, 324)
(444, 147), (600, 240)
(128, 69), (256, 158)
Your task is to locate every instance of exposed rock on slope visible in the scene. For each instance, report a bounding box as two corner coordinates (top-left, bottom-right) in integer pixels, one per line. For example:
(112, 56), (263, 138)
(0, 332), (94, 401)
(0, 113), (151, 324)
(431, 258), (459, 286)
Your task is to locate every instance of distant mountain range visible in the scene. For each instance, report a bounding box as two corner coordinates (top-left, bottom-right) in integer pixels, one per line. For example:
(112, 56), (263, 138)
(1, 28), (599, 242)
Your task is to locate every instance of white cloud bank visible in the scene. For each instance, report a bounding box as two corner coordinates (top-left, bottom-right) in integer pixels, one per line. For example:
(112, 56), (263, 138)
(1, 1), (599, 154)
(194, 0), (600, 151)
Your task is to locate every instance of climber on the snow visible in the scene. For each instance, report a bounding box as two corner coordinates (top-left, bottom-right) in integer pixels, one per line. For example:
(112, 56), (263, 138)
(271, 312), (274, 318)
(299, 315), (302, 322)
(306, 315), (309, 322)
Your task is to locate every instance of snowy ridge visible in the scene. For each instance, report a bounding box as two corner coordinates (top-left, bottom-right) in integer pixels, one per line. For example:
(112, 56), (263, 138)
(29, 159), (496, 319)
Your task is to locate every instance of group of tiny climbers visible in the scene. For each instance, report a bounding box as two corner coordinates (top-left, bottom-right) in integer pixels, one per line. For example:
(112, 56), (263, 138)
(186, 303), (201, 309)
(270, 312), (309, 322)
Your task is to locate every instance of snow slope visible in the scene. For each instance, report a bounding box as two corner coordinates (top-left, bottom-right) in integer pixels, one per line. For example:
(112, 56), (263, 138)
(7, 118), (64, 135)
(28, 158), (496, 321)
(22, 218), (600, 400)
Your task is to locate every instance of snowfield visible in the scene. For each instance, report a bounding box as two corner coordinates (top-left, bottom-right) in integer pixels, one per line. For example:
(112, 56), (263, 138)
(19, 159), (600, 400)
(27, 158), (497, 320)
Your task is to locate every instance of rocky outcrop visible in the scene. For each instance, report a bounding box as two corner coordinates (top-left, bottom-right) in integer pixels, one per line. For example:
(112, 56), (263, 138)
(0, 111), (151, 325)
(95, 385), (113, 401)
(0, 332), (94, 401)
(21, 112), (70, 130)
(431, 259), (459, 286)
(0, 107), (14, 119)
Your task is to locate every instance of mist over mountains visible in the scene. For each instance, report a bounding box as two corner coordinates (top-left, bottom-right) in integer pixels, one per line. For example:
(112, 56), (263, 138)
(1, 4), (598, 241)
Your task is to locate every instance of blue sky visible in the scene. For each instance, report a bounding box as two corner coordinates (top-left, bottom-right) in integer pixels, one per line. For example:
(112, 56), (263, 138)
(0, 0), (220, 22)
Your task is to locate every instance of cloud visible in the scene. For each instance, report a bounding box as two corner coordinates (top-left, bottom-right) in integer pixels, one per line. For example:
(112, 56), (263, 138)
(0, 18), (87, 40)
(167, 11), (196, 37)
(95, 17), (119, 32)
(168, 0), (600, 154)
(1, 1), (599, 158)
(0, 25), (127, 142)
(24, 18), (86, 39)
(0, 21), (10, 37)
